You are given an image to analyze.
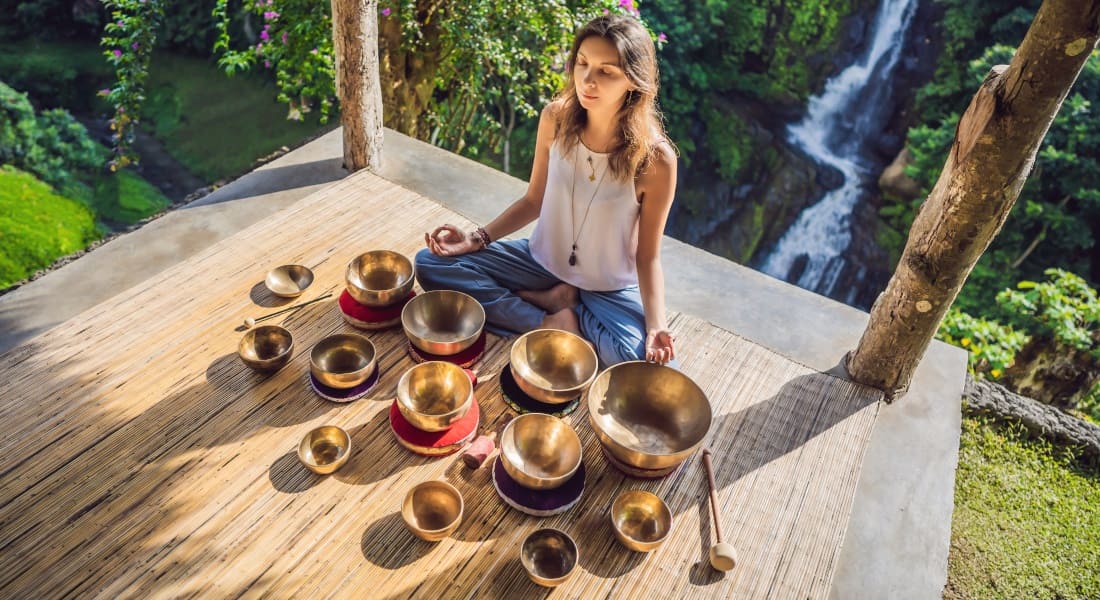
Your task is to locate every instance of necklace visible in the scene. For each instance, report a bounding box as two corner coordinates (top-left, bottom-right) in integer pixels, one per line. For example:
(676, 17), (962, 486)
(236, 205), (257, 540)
(569, 149), (609, 267)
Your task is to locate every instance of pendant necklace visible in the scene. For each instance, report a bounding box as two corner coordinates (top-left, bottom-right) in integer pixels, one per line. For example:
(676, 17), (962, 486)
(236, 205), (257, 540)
(569, 148), (609, 267)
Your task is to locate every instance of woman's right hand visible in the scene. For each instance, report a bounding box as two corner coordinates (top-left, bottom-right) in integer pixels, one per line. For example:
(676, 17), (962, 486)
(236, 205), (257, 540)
(424, 224), (480, 257)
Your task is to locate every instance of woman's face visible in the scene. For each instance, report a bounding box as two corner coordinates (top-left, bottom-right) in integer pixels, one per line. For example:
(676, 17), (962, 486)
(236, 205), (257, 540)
(573, 35), (634, 114)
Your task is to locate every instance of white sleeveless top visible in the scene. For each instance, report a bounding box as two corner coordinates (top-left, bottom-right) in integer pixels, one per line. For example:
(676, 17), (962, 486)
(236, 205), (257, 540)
(530, 141), (640, 291)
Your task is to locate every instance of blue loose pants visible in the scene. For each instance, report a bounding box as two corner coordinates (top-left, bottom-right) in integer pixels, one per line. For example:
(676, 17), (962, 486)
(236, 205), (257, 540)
(414, 239), (647, 366)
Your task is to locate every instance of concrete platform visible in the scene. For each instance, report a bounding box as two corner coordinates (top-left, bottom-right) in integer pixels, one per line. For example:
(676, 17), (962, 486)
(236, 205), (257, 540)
(0, 127), (965, 599)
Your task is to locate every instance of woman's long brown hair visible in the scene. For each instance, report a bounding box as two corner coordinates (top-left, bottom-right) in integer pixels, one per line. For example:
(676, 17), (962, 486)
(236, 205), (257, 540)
(555, 15), (670, 182)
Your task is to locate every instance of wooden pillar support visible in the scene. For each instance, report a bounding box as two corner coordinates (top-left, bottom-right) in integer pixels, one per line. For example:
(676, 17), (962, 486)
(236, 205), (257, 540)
(847, 0), (1100, 400)
(331, 0), (384, 172)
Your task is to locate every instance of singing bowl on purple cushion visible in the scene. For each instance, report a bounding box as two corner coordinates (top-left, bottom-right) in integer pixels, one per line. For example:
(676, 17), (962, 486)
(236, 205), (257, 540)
(510, 329), (598, 405)
(586, 361), (712, 470)
(309, 333), (377, 389)
(401, 290), (485, 356)
(499, 413), (582, 490)
(396, 361), (474, 432)
(345, 250), (415, 307)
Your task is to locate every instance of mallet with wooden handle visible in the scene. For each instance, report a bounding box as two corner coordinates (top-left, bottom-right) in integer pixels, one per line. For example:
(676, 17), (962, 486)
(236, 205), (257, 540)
(702, 448), (737, 571)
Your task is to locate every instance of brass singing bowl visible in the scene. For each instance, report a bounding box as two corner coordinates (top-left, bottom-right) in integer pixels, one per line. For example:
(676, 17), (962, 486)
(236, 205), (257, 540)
(401, 480), (464, 542)
(500, 413), (582, 490)
(297, 425), (351, 475)
(510, 329), (598, 405)
(396, 361), (474, 432)
(238, 325), (294, 373)
(610, 490), (673, 552)
(345, 250), (415, 307)
(587, 361), (712, 470)
(521, 528), (578, 587)
(401, 290), (485, 356)
(265, 264), (314, 298)
(309, 333), (377, 389)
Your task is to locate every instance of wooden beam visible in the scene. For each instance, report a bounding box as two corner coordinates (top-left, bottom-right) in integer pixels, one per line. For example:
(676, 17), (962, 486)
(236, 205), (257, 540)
(847, 0), (1100, 400)
(331, 0), (384, 172)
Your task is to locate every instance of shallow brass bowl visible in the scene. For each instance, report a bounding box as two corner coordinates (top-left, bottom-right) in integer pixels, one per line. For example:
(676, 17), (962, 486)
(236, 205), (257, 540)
(297, 425), (351, 475)
(238, 325), (294, 373)
(309, 333), (377, 389)
(265, 264), (314, 298)
(500, 413), (582, 490)
(510, 329), (598, 405)
(610, 490), (673, 552)
(402, 480), (463, 542)
(521, 528), (578, 587)
(345, 250), (415, 307)
(587, 361), (712, 470)
(401, 290), (485, 356)
(396, 361), (474, 432)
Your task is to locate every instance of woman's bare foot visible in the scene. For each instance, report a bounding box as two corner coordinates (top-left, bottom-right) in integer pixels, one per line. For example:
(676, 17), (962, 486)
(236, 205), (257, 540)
(518, 283), (578, 314)
(540, 307), (581, 335)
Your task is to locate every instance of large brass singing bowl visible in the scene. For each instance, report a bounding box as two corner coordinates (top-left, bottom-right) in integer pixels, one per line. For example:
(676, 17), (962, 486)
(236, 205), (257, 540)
(610, 490), (673, 552)
(297, 425), (351, 475)
(396, 361), (474, 432)
(500, 413), (582, 490)
(265, 264), (314, 298)
(521, 528), (578, 587)
(309, 333), (377, 389)
(401, 290), (485, 356)
(345, 250), (415, 307)
(587, 361), (712, 470)
(238, 325), (294, 373)
(402, 480), (464, 542)
(510, 329), (598, 405)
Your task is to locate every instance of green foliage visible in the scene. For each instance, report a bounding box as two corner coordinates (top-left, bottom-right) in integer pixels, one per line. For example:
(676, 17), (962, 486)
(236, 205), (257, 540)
(101, 0), (165, 171)
(700, 103), (753, 182)
(87, 169), (171, 225)
(947, 416), (1100, 599)
(937, 308), (1028, 379)
(0, 166), (100, 289)
(0, 81), (106, 189)
(997, 269), (1100, 357)
(0, 41), (114, 112)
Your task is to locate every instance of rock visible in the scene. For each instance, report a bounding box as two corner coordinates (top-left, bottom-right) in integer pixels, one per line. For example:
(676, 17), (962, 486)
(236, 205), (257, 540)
(963, 375), (1100, 460)
(878, 147), (922, 200)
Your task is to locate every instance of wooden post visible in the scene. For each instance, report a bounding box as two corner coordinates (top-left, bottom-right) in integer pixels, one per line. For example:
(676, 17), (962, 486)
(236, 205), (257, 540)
(331, 0), (384, 172)
(847, 0), (1100, 400)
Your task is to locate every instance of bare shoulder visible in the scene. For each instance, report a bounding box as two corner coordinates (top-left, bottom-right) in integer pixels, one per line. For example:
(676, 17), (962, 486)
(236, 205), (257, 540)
(542, 100), (566, 124)
(640, 139), (677, 184)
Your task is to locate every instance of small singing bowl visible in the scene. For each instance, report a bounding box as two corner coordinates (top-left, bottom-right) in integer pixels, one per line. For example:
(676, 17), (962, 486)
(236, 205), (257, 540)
(521, 528), (578, 587)
(345, 250), (415, 307)
(510, 329), (599, 405)
(397, 361), (474, 432)
(500, 413), (582, 490)
(401, 480), (464, 542)
(610, 490), (673, 552)
(238, 325), (294, 373)
(297, 425), (351, 475)
(587, 361), (712, 470)
(309, 333), (377, 389)
(401, 290), (486, 356)
(265, 264), (314, 298)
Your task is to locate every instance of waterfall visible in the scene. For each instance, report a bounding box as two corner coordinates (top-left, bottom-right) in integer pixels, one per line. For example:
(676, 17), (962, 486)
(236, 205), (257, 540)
(759, 0), (919, 302)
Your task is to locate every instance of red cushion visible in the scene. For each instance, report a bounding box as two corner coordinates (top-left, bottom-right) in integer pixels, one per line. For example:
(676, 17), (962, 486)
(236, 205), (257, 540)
(339, 289), (414, 322)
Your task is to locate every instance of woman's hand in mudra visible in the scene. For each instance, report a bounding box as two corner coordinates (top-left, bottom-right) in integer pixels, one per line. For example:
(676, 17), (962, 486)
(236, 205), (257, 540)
(645, 329), (675, 365)
(425, 224), (479, 257)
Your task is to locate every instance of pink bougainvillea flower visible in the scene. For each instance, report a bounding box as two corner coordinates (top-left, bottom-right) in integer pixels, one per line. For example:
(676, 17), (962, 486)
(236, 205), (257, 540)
(131, 42), (139, 50)
(382, 7), (391, 16)
(310, 48), (319, 55)
(264, 60), (272, 68)
(260, 30), (270, 41)
(281, 31), (288, 44)
(98, 88), (111, 97)
(113, 49), (122, 58)
(657, 32), (667, 42)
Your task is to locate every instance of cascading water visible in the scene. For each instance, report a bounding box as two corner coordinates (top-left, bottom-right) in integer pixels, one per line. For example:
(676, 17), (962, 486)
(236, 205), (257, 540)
(759, 0), (919, 304)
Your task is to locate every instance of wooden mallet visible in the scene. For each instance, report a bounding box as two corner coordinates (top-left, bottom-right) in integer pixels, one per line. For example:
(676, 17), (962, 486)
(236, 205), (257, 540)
(461, 414), (513, 469)
(702, 448), (737, 571)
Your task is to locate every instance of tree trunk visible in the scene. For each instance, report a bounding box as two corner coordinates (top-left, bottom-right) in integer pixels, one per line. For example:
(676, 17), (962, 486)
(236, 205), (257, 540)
(331, 0), (384, 172)
(377, 2), (447, 140)
(846, 0), (1100, 400)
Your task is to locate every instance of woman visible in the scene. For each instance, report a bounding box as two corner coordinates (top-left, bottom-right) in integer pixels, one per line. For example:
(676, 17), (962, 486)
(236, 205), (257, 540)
(416, 14), (677, 367)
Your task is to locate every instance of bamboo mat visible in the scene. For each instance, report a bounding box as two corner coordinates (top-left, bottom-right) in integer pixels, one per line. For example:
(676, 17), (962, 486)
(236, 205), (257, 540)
(0, 169), (882, 599)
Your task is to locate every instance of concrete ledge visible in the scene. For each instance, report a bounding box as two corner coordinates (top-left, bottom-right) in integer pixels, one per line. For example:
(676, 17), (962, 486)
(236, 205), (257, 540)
(0, 126), (965, 598)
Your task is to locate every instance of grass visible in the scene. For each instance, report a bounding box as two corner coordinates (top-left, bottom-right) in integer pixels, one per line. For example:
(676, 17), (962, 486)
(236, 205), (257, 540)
(946, 415), (1100, 599)
(0, 166), (99, 288)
